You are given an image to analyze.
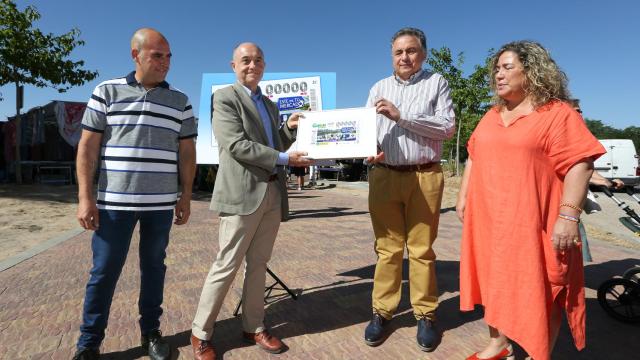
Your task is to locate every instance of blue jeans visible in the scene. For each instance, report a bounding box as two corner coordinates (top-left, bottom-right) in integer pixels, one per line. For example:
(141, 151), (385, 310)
(77, 209), (173, 350)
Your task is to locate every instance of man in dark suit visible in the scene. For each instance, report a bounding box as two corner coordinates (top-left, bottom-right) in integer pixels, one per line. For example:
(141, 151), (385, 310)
(190, 43), (311, 360)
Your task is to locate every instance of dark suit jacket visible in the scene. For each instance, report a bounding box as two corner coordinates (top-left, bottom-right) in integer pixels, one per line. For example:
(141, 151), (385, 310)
(210, 82), (296, 220)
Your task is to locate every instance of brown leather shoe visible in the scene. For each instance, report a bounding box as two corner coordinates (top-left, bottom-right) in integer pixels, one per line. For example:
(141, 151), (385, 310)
(242, 329), (284, 354)
(191, 334), (216, 360)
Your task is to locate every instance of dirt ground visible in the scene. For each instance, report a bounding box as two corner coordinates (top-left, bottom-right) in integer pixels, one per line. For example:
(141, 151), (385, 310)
(0, 184), (80, 262)
(1, 176), (639, 264)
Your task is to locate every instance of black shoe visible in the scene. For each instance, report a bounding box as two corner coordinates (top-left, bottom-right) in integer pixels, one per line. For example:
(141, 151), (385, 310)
(416, 318), (440, 352)
(364, 313), (389, 346)
(72, 347), (99, 360)
(141, 329), (171, 360)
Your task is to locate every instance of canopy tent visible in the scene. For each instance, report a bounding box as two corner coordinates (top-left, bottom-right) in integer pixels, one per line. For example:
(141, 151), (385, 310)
(3, 100), (85, 162)
(2, 100), (86, 183)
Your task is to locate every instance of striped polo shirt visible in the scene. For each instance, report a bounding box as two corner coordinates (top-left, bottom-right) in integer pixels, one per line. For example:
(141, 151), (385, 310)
(82, 71), (197, 211)
(366, 70), (455, 165)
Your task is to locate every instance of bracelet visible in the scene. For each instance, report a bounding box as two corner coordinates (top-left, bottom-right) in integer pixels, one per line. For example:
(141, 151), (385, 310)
(558, 213), (580, 223)
(559, 203), (582, 213)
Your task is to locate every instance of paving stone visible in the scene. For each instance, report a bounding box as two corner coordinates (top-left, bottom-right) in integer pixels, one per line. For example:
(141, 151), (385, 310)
(0, 184), (638, 359)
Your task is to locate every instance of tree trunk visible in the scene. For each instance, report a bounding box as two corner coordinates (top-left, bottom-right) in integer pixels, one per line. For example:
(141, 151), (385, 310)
(15, 81), (22, 184)
(455, 115), (462, 177)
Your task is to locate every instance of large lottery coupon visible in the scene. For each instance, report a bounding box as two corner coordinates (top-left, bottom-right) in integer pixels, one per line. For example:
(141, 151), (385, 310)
(294, 107), (377, 159)
(211, 76), (322, 128)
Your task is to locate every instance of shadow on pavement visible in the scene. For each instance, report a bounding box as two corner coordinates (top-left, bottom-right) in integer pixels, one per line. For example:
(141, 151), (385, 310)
(584, 257), (640, 290)
(440, 206), (456, 214)
(286, 195), (321, 199)
(103, 250), (640, 359)
(287, 206), (368, 220)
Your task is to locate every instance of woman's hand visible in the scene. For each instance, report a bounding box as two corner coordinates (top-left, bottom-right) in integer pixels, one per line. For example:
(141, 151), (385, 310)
(456, 158), (473, 223)
(456, 197), (466, 223)
(555, 160), (592, 251)
(552, 217), (581, 251)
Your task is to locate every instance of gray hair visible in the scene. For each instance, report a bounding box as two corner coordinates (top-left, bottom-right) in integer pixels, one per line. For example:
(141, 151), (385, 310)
(232, 42), (264, 59)
(391, 27), (427, 52)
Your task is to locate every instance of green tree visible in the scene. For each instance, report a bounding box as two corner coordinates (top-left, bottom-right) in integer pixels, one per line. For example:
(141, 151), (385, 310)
(1, 0), (98, 183)
(427, 47), (492, 175)
(584, 118), (621, 139)
(585, 119), (640, 153)
(620, 126), (640, 153)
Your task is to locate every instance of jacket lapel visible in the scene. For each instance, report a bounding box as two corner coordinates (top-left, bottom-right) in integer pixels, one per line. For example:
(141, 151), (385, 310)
(264, 95), (283, 151)
(232, 82), (269, 145)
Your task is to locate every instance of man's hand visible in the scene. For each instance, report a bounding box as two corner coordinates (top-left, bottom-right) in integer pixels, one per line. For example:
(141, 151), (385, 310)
(77, 198), (99, 230)
(591, 176), (625, 190)
(286, 112), (304, 129)
(76, 129), (102, 231)
(174, 194), (191, 225)
(611, 179), (625, 189)
(366, 151), (385, 164)
(375, 98), (400, 122)
(288, 151), (313, 167)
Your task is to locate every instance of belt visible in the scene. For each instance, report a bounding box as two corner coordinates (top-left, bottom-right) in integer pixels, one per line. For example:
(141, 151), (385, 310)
(376, 162), (438, 172)
(268, 174), (278, 182)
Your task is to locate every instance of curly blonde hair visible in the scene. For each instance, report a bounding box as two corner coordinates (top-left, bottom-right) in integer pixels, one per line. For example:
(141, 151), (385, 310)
(490, 41), (571, 108)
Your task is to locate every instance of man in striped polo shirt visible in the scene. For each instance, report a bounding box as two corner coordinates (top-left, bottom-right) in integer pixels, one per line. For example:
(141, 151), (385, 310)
(363, 27), (455, 352)
(73, 28), (196, 360)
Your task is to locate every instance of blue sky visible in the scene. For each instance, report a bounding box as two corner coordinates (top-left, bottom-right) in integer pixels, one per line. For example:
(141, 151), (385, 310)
(1, 0), (638, 128)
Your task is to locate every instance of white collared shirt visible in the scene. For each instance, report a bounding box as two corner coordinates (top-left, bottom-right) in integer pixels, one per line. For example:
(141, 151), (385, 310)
(366, 69), (455, 165)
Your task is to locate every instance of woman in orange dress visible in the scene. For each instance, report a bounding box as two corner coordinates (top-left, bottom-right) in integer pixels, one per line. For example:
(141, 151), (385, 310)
(456, 41), (605, 360)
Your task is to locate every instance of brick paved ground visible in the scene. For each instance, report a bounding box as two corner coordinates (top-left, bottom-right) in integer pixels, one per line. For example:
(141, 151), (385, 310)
(0, 183), (639, 359)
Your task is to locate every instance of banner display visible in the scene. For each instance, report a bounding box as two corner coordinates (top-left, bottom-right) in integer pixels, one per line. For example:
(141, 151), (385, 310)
(54, 101), (86, 147)
(197, 72), (336, 164)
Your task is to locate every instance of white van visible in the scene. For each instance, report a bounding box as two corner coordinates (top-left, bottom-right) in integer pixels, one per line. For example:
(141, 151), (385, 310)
(594, 139), (640, 186)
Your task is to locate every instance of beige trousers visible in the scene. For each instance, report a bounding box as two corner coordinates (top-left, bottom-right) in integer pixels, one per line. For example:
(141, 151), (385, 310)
(368, 165), (444, 320)
(192, 182), (281, 340)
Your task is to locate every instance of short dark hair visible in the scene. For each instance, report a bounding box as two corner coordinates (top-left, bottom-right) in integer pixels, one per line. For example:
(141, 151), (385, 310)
(391, 27), (427, 52)
(568, 98), (580, 108)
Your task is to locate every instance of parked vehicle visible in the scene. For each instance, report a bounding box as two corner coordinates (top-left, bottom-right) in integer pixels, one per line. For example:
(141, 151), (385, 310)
(594, 139), (639, 187)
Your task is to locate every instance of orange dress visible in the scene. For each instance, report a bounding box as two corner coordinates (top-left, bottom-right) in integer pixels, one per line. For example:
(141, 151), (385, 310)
(459, 101), (605, 360)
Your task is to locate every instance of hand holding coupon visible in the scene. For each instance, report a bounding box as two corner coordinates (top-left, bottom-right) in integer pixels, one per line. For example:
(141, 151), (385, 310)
(285, 113), (313, 166)
(285, 112), (304, 130)
(366, 151), (385, 164)
(374, 97), (401, 122)
(288, 151), (313, 166)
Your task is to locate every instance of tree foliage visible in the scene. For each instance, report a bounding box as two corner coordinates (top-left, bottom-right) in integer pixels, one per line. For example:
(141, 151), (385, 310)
(0, 0), (98, 96)
(585, 119), (640, 153)
(426, 47), (493, 171)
